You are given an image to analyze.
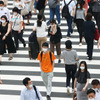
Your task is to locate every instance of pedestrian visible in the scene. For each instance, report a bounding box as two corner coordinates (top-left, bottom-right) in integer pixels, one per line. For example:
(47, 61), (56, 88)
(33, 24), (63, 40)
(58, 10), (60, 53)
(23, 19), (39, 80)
(0, 1), (11, 22)
(0, 77), (2, 84)
(61, 0), (76, 38)
(87, 89), (96, 100)
(11, 7), (26, 50)
(0, 0), (8, 7)
(33, 14), (47, 50)
(47, 0), (61, 26)
(22, 0), (32, 25)
(34, 0), (38, 14)
(0, 15), (16, 65)
(83, 0), (88, 12)
(48, 19), (62, 63)
(20, 77), (43, 100)
(83, 13), (96, 60)
(91, 79), (100, 100)
(13, 0), (25, 14)
(37, 42), (56, 100)
(73, 2), (87, 46)
(74, 61), (91, 100)
(61, 40), (79, 94)
(36, 0), (47, 21)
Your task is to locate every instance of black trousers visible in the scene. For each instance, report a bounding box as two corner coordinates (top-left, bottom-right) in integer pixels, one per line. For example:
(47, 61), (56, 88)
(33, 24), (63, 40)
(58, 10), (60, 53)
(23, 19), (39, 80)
(13, 30), (25, 49)
(65, 64), (77, 89)
(85, 37), (94, 59)
(93, 12), (100, 34)
(76, 19), (84, 43)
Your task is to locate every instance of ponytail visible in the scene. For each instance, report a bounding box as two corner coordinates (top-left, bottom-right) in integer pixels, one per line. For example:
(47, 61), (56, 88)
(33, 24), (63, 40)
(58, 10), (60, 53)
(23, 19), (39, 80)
(37, 20), (42, 27)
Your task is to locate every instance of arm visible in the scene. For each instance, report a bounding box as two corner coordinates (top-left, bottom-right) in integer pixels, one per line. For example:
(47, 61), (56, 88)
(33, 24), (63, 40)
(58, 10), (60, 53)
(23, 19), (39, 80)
(74, 78), (77, 92)
(82, 79), (90, 92)
(52, 61), (55, 68)
(18, 21), (23, 34)
(45, 0), (47, 6)
(0, 77), (2, 84)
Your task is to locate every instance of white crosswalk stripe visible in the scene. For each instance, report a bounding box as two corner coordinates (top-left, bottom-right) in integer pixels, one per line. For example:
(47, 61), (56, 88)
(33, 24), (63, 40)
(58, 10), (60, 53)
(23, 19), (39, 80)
(0, 0), (100, 100)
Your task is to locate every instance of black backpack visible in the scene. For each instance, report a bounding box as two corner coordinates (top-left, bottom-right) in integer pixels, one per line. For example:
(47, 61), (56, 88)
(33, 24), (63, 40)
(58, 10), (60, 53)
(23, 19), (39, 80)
(41, 51), (53, 64)
(62, 0), (73, 19)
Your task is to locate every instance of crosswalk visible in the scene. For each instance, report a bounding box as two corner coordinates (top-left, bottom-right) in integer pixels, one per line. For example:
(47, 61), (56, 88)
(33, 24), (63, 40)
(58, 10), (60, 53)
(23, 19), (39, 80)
(0, 0), (100, 100)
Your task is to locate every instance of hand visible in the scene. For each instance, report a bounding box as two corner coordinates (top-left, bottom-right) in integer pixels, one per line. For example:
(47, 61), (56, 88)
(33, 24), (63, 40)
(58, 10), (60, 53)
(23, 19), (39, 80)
(18, 30), (21, 34)
(97, 43), (99, 48)
(19, 4), (22, 7)
(82, 87), (86, 92)
(0, 32), (1, 35)
(0, 80), (2, 84)
(2, 36), (6, 40)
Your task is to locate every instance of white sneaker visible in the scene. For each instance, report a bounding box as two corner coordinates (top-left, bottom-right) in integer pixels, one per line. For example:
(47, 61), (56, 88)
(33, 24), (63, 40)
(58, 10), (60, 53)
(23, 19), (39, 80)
(79, 43), (82, 46)
(67, 87), (70, 94)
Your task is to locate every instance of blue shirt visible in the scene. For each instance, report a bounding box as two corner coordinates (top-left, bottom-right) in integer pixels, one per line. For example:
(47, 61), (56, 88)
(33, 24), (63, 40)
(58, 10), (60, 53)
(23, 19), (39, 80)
(20, 87), (43, 100)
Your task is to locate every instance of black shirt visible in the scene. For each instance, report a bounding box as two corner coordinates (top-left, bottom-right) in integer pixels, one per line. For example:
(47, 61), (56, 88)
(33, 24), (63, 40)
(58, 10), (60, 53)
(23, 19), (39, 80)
(75, 71), (91, 84)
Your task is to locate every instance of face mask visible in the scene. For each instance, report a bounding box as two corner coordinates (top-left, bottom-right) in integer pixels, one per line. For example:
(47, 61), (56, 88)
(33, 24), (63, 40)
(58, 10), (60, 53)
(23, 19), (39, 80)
(78, 6), (80, 9)
(13, 12), (17, 16)
(29, 84), (33, 88)
(43, 48), (48, 52)
(1, 20), (6, 24)
(88, 98), (95, 100)
(0, 7), (3, 10)
(80, 66), (85, 70)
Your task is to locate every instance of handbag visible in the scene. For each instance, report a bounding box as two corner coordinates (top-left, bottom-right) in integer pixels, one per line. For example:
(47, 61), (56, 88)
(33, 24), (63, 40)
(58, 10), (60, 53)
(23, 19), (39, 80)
(73, 92), (77, 100)
(94, 29), (100, 40)
(21, 8), (29, 16)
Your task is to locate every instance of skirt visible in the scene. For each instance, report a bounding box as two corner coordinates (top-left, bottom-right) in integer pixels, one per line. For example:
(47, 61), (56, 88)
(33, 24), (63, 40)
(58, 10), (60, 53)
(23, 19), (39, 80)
(77, 83), (88, 100)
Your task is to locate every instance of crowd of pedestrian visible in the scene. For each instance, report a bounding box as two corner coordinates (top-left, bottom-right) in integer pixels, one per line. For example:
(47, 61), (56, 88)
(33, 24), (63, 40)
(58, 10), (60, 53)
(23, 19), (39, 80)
(0, 0), (100, 100)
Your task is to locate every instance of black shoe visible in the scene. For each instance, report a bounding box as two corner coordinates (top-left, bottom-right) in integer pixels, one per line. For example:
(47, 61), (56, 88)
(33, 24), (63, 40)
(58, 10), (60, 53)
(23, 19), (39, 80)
(88, 58), (92, 60)
(47, 95), (51, 100)
(71, 29), (73, 33)
(23, 43), (26, 48)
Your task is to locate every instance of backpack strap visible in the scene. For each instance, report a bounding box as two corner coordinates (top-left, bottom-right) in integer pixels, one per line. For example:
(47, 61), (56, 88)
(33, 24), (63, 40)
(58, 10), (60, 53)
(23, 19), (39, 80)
(33, 85), (40, 100)
(41, 51), (52, 64)
(64, 0), (73, 5)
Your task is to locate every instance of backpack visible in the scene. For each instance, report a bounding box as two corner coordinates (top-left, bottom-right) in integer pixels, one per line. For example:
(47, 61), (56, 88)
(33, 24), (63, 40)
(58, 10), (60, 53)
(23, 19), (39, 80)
(62, 0), (73, 19)
(33, 85), (40, 100)
(41, 51), (52, 64)
(48, 0), (57, 8)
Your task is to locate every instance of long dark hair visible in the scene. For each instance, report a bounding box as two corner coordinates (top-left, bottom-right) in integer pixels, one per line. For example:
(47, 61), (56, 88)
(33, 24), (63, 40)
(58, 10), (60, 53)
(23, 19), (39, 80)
(77, 61), (87, 78)
(76, 2), (83, 10)
(37, 14), (42, 27)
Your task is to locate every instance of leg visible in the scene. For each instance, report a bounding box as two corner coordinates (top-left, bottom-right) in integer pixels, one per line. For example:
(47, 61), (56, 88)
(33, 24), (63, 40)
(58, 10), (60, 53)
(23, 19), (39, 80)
(65, 65), (71, 87)
(46, 72), (53, 96)
(18, 30), (26, 47)
(55, 5), (60, 24)
(50, 42), (54, 54)
(0, 55), (2, 64)
(13, 30), (19, 49)
(71, 65), (77, 89)
(37, 37), (41, 50)
(39, 8), (46, 21)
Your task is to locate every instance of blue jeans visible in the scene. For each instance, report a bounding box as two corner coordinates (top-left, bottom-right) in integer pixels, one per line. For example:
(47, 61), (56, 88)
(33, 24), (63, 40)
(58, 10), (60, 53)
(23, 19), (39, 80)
(34, 1), (38, 9)
(48, 5), (60, 24)
(66, 17), (73, 36)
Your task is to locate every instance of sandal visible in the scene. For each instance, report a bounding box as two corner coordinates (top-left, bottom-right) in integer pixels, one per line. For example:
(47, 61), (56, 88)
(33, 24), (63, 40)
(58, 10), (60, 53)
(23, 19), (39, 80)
(8, 57), (13, 60)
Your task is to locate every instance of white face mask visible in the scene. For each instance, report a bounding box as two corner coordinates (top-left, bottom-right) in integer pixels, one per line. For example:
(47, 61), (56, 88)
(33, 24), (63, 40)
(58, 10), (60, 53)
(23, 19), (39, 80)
(1, 20), (6, 24)
(43, 48), (48, 52)
(29, 84), (33, 88)
(13, 12), (17, 16)
(80, 66), (85, 70)
(88, 98), (95, 100)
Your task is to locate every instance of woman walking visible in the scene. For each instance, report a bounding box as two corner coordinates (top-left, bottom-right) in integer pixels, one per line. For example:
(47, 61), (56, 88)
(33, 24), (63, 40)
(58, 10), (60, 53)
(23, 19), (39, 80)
(48, 19), (62, 63)
(74, 61), (91, 100)
(0, 15), (16, 64)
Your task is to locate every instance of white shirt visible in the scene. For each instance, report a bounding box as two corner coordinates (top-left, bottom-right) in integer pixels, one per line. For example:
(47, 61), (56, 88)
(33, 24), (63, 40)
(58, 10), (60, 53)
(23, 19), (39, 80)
(95, 90), (100, 100)
(34, 21), (47, 37)
(11, 14), (23, 31)
(62, 0), (76, 16)
(0, 7), (11, 21)
(13, 1), (25, 10)
(20, 87), (43, 100)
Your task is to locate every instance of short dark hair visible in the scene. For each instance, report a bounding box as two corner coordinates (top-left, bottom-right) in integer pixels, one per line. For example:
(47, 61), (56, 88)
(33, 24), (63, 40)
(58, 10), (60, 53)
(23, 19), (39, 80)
(65, 40), (72, 49)
(13, 7), (19, 13)
(42, 42), (48, 47)
(50, 19), (56, 24)
(91, 79), (100, 85)
(23, 77), (31, 86)
(1, 15), (7, 22)
(85, 13), (92, 21)
(87, 89), (96, 95)
(0, 1), (4, 5)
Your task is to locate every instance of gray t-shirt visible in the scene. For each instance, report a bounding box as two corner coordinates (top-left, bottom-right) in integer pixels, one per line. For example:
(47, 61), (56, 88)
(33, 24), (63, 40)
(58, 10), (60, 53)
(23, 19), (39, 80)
(76, 8), (85, 20)
(61, 49), (78, 64)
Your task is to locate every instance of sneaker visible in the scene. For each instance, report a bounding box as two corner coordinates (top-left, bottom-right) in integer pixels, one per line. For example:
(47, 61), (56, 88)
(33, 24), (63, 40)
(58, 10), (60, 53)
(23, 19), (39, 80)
(58, 59), (61, 63)
(58, 23), (61, 26)
(79, 43), (82, 46)
(67, 87), (70, 94)
(47, 95), (51, 100)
